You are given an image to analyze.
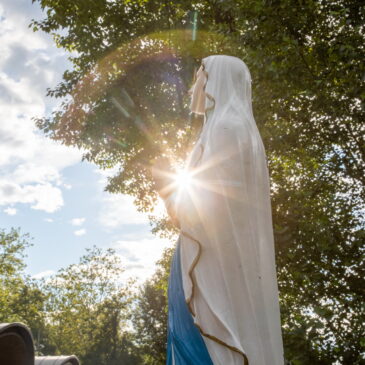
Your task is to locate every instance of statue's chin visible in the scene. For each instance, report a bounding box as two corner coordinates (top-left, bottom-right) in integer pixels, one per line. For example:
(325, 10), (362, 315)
(191, 110), (205, 115)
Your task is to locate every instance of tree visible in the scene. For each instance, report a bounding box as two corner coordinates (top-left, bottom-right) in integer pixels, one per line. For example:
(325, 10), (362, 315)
(30, 0), (364, 363)
(0, 227), (48, 353)
(41, 246), (142, 365)
(131, 246), (174, 365)
(0, 230), (144, 363)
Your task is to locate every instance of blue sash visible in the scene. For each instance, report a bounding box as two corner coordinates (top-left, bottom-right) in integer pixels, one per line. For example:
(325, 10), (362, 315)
(166, 236), (214, 365)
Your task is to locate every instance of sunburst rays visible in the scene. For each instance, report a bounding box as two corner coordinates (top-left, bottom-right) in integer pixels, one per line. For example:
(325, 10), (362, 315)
(155, 142), (244, 216)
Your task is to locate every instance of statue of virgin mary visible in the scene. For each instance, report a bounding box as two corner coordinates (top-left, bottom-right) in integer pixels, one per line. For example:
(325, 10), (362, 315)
(152, 55), (285, 365)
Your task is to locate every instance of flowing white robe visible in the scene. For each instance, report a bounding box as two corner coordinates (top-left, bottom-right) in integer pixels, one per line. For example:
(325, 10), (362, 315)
(164, 55), (285, 364)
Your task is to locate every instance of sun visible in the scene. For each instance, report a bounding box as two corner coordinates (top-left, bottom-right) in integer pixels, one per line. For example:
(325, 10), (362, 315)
(174, 168), (193, 191)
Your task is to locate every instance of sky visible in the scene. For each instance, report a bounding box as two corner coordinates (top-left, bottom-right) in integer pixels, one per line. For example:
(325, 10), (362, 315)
(0, 0), (175, 284)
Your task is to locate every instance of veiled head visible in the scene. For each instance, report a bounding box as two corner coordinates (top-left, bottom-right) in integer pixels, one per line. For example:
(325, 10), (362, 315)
(190, 55), (253, 122)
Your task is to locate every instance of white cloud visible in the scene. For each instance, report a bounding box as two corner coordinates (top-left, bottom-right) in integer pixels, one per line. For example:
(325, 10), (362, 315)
(93, 165), (121, 184)
(0, 181), (63, 213)
(0, 2), (84, 213)
(94, 166), (148, 228)
(112, 233), (176, 283)
(94, 166), (167, 230)
(97, 193), (148, 229)
(0, 0), (69, 86)
(44, 217), (54, 223)
(0, 73), (81, 213)
(70, 217), (86, 226)
(3, 206), (16, 215)
(32, 270), (55, 279)
(74, 228), (86, 236)
(10, 163), (62, 186)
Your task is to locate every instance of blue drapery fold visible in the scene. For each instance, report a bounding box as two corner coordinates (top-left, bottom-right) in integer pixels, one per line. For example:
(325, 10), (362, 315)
(166, 236), (214, 365)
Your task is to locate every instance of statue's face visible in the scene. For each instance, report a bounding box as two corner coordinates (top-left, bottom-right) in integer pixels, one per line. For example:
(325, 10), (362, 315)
(189, 65), (206, 115)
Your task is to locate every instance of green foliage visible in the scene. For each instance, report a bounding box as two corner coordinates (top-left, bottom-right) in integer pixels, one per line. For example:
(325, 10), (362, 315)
(0, 229), (143, 364)
(0, 226), (32, 276)
(40, 246), (142, 364)
(0, 228), (48, 354)
(131, 246), (174, 364)
(28, 0), (365, 363)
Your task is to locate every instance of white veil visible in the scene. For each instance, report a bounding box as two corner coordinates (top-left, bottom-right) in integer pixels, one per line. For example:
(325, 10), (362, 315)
(165, 55), (285, 364)
(202, 55), (255, 125)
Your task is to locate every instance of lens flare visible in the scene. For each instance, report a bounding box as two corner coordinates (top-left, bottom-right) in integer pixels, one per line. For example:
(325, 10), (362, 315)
(174, 168), (193, 191)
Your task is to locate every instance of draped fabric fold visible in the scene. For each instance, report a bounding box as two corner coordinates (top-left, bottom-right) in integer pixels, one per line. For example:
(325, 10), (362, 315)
(165, 55), (285, 365)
